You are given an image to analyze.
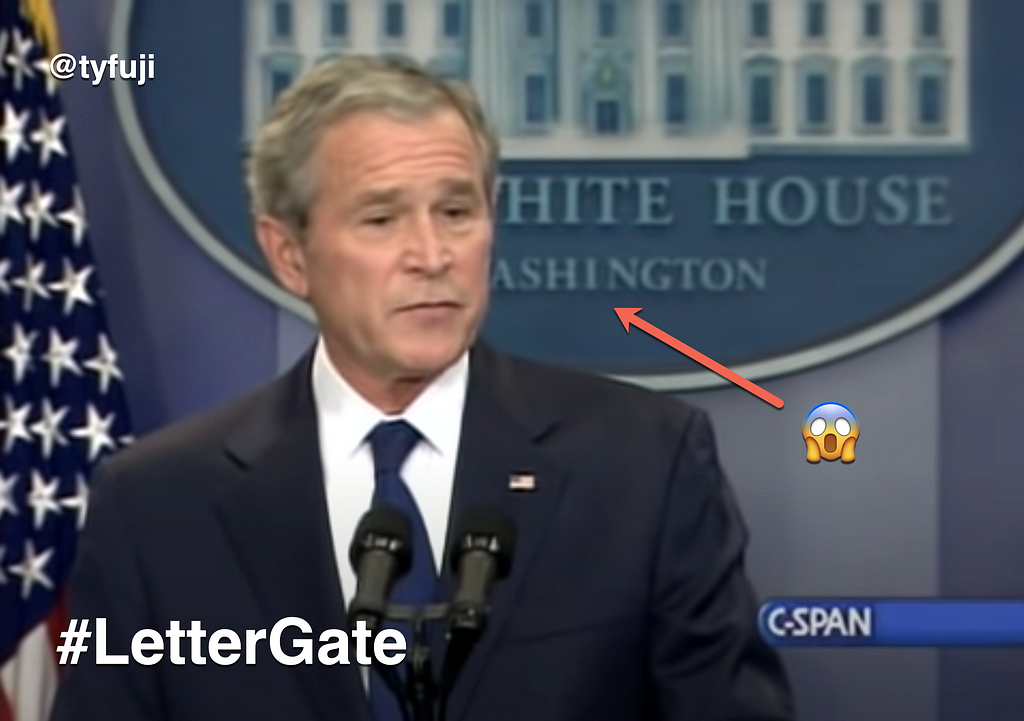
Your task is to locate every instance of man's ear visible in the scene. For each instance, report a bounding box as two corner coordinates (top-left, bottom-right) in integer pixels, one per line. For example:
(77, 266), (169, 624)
(254, 214), (309, 298)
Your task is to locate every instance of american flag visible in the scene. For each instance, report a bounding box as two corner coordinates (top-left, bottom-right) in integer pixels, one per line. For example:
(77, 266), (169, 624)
(0, 1), (133, 720)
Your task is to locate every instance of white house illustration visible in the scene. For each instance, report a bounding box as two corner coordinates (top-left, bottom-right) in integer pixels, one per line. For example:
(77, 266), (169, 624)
(242, 0), (969, 159)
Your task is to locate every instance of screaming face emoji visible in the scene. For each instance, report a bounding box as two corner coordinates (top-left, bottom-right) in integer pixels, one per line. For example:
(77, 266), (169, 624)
(803, 403), (859, 463)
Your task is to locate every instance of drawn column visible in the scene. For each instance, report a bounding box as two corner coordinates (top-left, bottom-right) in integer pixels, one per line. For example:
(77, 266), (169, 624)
(691, 0), (740, 131)
(469, 0), (514, 134)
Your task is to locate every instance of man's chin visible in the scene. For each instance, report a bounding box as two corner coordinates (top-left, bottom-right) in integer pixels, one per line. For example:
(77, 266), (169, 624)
(392, 345), (467, 380)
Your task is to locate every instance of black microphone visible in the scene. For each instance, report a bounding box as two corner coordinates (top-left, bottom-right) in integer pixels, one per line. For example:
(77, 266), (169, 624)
(438, 509), (516, 719)
(348, 506), (412, 635)
(447, 509), (516, 633)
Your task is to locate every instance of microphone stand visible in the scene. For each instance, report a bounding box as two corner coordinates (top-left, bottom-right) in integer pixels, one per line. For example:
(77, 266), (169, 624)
(377, 603), (447, 721)
(437, 602), (487, 721)
(373, 603), (486, 721)
(407, 613), (434, 721)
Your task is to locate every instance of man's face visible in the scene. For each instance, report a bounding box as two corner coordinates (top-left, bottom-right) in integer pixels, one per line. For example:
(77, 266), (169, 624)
(282, 107), (493, 385)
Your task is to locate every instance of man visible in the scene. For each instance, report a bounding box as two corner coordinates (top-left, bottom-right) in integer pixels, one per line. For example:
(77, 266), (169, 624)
(50, 55), (795, 721)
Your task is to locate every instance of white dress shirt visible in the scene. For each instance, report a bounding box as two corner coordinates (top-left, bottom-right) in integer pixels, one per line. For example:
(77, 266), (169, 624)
(311, 338), (468, 614)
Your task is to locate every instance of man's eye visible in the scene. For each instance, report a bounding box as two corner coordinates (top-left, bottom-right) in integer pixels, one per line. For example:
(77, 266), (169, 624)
(364, 215), (393, 226)
(444, 207), (470, 218)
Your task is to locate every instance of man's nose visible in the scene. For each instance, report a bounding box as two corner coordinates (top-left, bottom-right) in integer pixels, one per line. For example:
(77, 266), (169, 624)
(407, 212), (449, 272)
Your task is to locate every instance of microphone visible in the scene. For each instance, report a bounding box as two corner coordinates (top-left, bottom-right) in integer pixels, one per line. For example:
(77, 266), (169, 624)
(348, 506), (412, 635)
(438, 509), (516, 718)
(447, 509), (516, 633)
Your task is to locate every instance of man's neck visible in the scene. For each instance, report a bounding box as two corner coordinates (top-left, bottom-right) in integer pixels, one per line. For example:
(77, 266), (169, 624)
(321, 341), (441, 415)
(363, 377), (432, 416)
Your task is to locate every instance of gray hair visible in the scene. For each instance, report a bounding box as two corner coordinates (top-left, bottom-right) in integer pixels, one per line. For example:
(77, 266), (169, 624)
(245, 54), (500, 238)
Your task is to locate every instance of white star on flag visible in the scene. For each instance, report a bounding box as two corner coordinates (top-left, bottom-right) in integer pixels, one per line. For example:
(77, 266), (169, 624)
(0, 101), (28, 161)
(60, 474), (89, 530)
(0, 396), (33, 453)
(0, 175), (23, 233)
(26, 471), (60, 529)
(41, 328), (81, 386)
(29, 112), (65, 167)
(11, 258), (49, 311)
(0, 471), (18, 520)
(70, 404), (117, 461)
(23, 180), (57, 240)
(47, 258), (93, 314)
(32, 54), (57, 96)
(56, 186), (86, 245)
(30, 398), (69, 458)
(2, 27), (34, 91)
(7, 540), (54, 599)
(83, 333), (123, 393)
(2, 323), (35, 382)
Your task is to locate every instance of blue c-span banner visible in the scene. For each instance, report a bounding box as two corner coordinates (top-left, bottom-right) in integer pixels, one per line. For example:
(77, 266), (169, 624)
(759, 599), (1024, 647)
(108, 0), (1024, 389)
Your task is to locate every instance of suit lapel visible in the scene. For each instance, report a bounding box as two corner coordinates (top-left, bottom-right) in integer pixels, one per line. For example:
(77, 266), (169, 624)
(440, 344), (569, 721)
(214, 350), (369, 721)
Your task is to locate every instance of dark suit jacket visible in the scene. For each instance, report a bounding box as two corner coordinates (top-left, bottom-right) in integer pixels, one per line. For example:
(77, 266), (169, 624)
(50, 342), (794, 721)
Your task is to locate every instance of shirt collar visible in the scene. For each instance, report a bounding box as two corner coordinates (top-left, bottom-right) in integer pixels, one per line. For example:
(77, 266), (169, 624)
(311, 337), (469, 459)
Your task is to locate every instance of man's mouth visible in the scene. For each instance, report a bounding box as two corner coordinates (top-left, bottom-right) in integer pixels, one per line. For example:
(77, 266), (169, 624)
(398, 301), (460, 313)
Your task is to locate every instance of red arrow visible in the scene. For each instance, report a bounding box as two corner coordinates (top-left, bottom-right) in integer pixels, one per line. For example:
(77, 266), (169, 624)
(614, 308), (784, 409)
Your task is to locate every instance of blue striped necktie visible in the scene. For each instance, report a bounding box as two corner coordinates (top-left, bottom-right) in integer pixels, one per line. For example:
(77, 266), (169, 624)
(366, 419), (438, 721)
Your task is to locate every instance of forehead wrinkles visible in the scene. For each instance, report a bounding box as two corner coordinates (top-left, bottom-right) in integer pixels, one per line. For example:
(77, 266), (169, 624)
(364, 144), (479, 184)
(322, 114), (481, 183)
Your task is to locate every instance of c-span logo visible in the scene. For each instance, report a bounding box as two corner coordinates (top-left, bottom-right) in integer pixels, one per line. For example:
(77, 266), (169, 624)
(112, 0), (1024, 390)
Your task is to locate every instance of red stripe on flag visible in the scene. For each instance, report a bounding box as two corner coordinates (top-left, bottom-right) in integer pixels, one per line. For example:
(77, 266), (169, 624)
(0, 686), (14, 721)
(46, 594), (70, 674)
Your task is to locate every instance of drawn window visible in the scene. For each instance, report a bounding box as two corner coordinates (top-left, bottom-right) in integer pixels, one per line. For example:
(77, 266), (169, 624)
(525, 73), (548, 124)
(263, 53), (301, 112)
(325, 1), (347, 40)
(806, 0), (826, 39)
(797, 57), (835, 133)
(853, 57), (891, 132)
(918, 75), (945, 126)
(271, 0), (292, 41)
(598, 1), (617, 38)
(384, 1), (404, 38)
(862, 74), (885, 125)
(804, 74), (828, 126)
(664, 73), (688, 126)
(910, 56), (950, 132)
(525, 1), (544, 38)
(746, 58), (779, 133)
(442, 1), (463, 38)
(663, 0), (686, 39)
(750, 0), (771, 40)
(270, 69), (291, 100)
(751, 76), (773, 126)
(918, 0), (942, 41)
(596, 100), (620, 133)
(862, 0), (883, 40)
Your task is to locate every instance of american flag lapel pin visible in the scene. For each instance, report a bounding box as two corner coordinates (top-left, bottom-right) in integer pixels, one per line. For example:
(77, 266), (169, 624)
(508, 473), (536, 491)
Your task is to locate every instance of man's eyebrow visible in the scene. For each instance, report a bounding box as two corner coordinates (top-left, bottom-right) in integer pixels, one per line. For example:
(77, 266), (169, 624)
(347, 180), (481, 210)
(439, 178), (482, 197)
(350, 188), (403, 208)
